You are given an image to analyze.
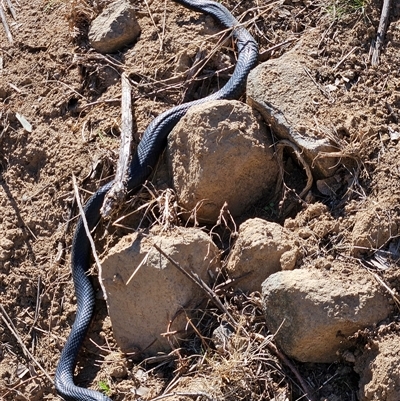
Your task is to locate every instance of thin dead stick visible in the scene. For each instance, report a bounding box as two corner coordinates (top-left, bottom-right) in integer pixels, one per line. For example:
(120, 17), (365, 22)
(0, 5), (13, 44)
(251, 332), (316, 401)
(77, 98), (120, 113)
(72, 174), (107, 299)
(252, 334), (316, 401)
(6, 0), (17, 19)
(182, 49), (206, 101)
(101, 73), (133, 217)
(318, 19), (336, 49)
(0, 305), (53, 383)
(333, 46), (357, 71)
(370, 0), (391, 66)
(2, 376), (41, 397)
(44, 80), (87, 100)
(73, 53), (124, 69)
(132, 28), (232, 91)
(30, 276), (42, 337)
(259, 38), (297, 62)
(126, 252), (149, 285)
(153, 244), (237, 327)
(8, 82), (22, 93)
(366, 269), (400, 308)
(131, 8), (266, 92)
(159, 0), (167, 52)
(303, 66), (332, 101)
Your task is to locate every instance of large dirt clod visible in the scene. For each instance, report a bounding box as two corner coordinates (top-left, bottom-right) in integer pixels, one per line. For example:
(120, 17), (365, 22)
(262, 267), (391, 363)
(355, 333), (400, 401)
(168, 100), (278, 223)
(100, 226), (220, 356)
(226, 218), (300, 293)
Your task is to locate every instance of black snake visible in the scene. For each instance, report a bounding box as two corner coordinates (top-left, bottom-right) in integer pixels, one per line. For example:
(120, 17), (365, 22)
(55, 0), (258, 400)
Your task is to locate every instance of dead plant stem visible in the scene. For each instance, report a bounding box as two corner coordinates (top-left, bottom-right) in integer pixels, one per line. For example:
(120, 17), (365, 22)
(72, 174), (107, 299)
(153, 244), (237, 326)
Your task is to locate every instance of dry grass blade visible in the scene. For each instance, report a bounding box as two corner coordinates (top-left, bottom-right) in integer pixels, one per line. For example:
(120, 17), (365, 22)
(129, 25), (235, 98)
(44, 79), (87, 100)
(129, 4), (276, 101)
(303, 66), (333, 101)
(0, 305), (53, 383)
(160, 0), (167, 52)
(72, 174), (107, 298)
(126, 251), (149, 285)
(176, 325), (291, 401)
(259, 38), (297, 62)
(151, 232), (316, 400)
(144, 0), (164, 53)
(0, 5), (13, 43)
(261, 338), (317, 401)
(157, 188), (179, 229)
(77, 98), (121, 113)
(333, 46), (358, 71)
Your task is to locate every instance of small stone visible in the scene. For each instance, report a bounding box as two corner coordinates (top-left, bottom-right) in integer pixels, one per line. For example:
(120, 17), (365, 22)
(389, 127), (400, 141)
(342, 350), (356, 363)
(0, 238), (14, 250)
(109, 364), (127, 379)
(317, 175), (342, 196)
(133, 386), (151, 397)
(89, 0), (141, 54)
(0, 86), (10, 99)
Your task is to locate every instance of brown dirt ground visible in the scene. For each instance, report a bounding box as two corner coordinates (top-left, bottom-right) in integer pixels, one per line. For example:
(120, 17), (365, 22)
(1, 0), (400, 400)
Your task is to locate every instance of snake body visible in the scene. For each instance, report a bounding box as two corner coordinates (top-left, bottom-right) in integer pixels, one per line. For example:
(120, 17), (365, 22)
(55, 1), (258, 400)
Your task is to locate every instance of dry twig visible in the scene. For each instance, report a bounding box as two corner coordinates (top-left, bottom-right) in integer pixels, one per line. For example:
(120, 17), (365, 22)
(72, 174), (107, 298)
(365, 268), (400, 308)
(333, 46), (358, 71)
(101, 73), (133, 217)
(303, 66), (332, 101)
(5, 0), (17, 19)
(144, 0), (164, 53)
(259, 38), (297, 62)
(259, 336), (316, 401)
(369, 0), (391, 66)
(153, 244), (237, 327)
(0, 5), (13, 44)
